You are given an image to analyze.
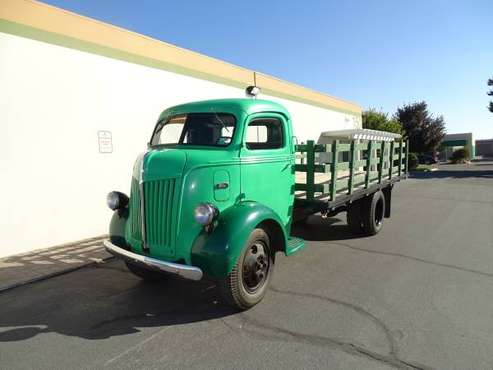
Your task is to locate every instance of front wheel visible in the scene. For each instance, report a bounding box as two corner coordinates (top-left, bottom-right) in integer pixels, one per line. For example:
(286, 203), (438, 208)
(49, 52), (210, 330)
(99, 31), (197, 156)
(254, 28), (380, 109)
(220, 228), (274, 310)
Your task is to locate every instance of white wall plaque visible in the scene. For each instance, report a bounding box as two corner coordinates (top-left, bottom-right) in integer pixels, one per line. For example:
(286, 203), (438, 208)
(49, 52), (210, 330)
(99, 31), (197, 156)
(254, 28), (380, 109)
(98, 130), (113, 153)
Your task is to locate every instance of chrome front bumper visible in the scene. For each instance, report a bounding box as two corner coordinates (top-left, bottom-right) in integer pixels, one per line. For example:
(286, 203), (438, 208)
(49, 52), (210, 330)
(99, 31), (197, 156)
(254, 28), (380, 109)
(103, 240), (203, 281)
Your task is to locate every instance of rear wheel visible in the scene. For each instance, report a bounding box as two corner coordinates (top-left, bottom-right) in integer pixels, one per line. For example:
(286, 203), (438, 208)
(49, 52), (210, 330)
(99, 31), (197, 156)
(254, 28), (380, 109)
(361, 191), (386, 236)
(347, 200), (364, 235)
(220, 228), (274, 310)
(125, 261), (169, 281)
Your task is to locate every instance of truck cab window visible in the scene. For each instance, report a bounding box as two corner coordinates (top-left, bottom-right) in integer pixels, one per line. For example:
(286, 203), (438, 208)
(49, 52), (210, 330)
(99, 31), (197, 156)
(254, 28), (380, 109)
(151, 113), (236, 147)
(245, 118), (284, 150)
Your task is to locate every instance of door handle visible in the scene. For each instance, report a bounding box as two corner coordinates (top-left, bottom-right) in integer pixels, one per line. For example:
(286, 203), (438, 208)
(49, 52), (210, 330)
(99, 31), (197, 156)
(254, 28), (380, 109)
(215, 182), (229, 189)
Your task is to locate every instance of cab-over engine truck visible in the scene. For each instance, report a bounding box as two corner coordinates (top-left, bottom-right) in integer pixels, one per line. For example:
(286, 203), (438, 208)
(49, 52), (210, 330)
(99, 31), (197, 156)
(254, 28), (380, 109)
(104, 99), (408, 310)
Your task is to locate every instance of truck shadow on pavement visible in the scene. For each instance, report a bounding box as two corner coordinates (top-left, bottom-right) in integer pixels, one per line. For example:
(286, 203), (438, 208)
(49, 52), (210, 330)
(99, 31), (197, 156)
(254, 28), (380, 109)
(0, 260), (432, 370)
(291, 215), (362, 241)
(0, 261), (237, 342)
(0, 220), (367, 343)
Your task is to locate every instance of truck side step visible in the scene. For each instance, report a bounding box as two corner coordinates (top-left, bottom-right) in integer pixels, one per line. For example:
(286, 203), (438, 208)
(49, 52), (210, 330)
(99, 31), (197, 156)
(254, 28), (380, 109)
(286, 237), (305, 256)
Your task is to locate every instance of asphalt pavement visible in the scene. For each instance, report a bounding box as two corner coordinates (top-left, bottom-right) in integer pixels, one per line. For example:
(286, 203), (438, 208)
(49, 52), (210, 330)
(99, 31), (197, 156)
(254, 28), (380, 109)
(1, 161), (492, 370)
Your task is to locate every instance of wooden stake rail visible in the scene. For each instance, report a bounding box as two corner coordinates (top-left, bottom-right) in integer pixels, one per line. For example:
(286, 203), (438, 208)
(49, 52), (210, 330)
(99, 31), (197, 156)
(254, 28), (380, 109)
(295, 139), (408, 202)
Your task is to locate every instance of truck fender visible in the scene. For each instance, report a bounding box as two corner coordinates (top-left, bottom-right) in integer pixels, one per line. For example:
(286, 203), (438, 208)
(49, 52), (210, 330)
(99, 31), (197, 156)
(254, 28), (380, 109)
(109, 208), (129, 248)
(191, 201), (288, 278)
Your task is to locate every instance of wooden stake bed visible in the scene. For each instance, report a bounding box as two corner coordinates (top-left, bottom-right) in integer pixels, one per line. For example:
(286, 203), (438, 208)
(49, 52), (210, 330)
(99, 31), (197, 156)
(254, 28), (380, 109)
(294, 138), (408, 213)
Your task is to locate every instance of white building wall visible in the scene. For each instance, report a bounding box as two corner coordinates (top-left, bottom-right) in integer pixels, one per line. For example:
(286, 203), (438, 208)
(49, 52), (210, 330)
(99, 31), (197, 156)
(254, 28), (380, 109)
(0, 31), (359, 258)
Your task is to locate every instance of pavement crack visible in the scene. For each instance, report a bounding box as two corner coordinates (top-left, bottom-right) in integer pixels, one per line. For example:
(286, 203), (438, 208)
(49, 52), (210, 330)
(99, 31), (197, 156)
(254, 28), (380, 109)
(327, 241), (493, 279)
(270, 286), (398, 357)
(237, 313), (430, 370)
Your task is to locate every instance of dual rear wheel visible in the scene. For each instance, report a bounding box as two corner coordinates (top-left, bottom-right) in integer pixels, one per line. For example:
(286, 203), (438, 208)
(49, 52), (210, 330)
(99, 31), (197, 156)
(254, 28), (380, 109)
(347, 190), (386, 236)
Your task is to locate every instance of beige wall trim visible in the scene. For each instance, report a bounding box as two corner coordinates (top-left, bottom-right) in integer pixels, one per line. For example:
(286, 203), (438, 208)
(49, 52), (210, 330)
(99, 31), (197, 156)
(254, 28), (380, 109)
(0, 0), (361, 115)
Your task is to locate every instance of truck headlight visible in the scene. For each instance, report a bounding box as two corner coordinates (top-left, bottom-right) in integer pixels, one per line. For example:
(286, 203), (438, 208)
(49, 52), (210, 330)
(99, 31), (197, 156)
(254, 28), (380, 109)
(194, 203), (218, 226)
(107, 191), (129, 211)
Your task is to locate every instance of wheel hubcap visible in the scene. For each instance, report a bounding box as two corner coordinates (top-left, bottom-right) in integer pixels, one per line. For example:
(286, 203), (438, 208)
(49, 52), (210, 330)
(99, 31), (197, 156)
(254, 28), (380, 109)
(242, 242), (269, 293)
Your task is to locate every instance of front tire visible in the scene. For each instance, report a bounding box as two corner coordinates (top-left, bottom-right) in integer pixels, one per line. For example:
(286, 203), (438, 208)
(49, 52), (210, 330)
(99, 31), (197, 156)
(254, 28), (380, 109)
(220, 228), (274, 310)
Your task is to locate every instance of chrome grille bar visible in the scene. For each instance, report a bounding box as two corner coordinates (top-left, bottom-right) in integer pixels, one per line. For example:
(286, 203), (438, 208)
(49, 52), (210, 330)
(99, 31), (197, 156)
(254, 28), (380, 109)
(139, 152), (148, 252)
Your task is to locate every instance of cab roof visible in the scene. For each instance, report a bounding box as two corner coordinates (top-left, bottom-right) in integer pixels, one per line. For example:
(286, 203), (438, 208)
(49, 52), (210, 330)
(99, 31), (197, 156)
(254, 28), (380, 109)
(158, 98), (290, 121)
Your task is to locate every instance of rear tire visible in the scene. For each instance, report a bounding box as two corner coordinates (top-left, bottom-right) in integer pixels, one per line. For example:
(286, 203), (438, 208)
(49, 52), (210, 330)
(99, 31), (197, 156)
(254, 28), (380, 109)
(361, 191), (386, 236)
(125, 261), (169, 281)
(347, 201), (364, 235)
(220, 228), (274, 310)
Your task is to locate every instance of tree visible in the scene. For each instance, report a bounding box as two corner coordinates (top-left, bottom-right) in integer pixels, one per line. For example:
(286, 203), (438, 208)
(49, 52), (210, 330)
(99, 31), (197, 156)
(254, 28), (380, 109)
(394, 101), (446, 154)
(362, 109), (402, 134)
(488, 77), (493, 113)
(450, 148), (470, 163)
(407, 152), (418, 170)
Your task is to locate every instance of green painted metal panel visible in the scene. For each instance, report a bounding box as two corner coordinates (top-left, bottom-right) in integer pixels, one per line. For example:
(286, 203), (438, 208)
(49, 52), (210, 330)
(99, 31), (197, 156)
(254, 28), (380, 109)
(213, 170), (230, 201)
(285, 237), (305, 256)
(240, 112), (294, 228)
(191, 202), (291, 277)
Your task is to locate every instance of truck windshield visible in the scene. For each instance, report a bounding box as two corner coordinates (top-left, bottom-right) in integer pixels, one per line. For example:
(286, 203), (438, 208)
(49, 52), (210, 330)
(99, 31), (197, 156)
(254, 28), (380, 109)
(150, 113), (236, 147)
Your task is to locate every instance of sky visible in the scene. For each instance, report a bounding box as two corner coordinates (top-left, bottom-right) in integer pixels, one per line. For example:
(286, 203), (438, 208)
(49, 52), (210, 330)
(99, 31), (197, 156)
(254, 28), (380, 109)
(44, 0), (493, 139)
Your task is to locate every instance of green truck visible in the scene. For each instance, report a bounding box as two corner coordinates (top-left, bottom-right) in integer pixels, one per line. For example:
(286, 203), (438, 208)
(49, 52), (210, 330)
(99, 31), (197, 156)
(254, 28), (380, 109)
(104, 98), (407, 310)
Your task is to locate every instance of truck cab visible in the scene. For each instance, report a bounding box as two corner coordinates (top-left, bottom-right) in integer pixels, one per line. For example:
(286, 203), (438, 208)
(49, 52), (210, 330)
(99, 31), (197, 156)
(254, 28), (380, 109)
(105, 99), (304, 309)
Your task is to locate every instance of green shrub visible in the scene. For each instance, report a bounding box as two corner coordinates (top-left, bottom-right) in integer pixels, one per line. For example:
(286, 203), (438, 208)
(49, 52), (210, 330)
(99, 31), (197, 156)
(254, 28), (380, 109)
(450, 148), (469, 163)
(408, 153), (418, 170)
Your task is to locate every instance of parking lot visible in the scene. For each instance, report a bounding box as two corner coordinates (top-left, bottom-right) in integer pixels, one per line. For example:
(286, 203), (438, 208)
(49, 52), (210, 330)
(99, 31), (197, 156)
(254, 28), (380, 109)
(1, 162), (492, 370)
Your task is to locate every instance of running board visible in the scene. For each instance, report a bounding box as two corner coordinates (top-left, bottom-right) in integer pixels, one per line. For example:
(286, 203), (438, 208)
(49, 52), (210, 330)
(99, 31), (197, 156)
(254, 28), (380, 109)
(286, 237), (305, 256)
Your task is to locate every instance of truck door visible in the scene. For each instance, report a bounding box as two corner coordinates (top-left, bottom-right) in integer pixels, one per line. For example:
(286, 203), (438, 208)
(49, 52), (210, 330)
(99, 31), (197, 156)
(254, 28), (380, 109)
(240, 113), (294, 228)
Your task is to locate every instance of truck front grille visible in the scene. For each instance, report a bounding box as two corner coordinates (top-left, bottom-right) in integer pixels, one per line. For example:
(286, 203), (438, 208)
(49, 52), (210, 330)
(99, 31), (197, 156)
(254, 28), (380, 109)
(130, 178), (178, 251)
(144, 179), (177, 247)
(130, 178), (141, 240)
